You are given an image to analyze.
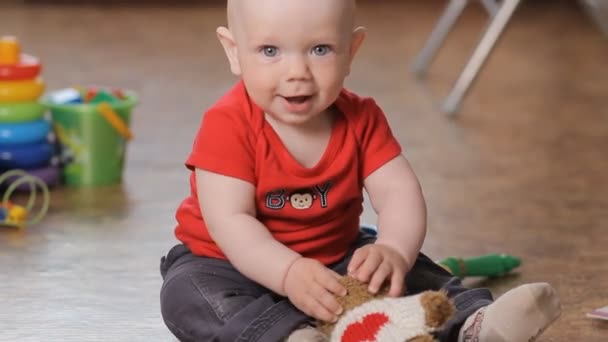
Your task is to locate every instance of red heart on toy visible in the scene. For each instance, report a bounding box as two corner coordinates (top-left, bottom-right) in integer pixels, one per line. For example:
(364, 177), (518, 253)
(341, 312), (389, 342)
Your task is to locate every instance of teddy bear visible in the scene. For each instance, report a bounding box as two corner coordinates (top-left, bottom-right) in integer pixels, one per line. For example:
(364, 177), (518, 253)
(317, 276), (455, 342)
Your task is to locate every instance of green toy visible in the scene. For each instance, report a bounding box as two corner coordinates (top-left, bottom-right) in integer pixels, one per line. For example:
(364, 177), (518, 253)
(42, 89), (137, 187)
(438, 254), (521, 278)
(360, 225), (521, 279)
(89, 90), (120, 104)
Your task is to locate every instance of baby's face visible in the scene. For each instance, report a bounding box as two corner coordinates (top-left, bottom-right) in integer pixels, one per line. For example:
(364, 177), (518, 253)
(222, 0), (363, 126)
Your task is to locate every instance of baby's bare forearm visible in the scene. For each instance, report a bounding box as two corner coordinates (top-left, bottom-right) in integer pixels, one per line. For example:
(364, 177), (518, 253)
(375, 182), (427, 267)
(208, 213), (301, 296)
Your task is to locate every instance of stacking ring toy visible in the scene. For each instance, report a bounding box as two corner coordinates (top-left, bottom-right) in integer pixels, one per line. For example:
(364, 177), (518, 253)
(0, 119), (50, 145)
(0, 36), (21, 64)
(0, 102), (45, 123)
(0, 78), (45, 102)
(5, 164), (59, 191)
(0, 54), (42, 81)
(0, 141), (53, 169)
(0, 169), (50, 228)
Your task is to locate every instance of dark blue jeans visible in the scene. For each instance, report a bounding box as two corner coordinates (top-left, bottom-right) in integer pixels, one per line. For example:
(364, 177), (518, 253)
(160, 233), (493, 342)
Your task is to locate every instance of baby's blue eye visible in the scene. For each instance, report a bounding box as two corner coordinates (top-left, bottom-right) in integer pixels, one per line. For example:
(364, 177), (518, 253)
(262, 46), (278, 57)
(312, 45), (330, 56)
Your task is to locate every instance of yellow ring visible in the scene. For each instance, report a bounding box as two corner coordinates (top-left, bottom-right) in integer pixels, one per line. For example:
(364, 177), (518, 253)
(0, 78), (45, 103)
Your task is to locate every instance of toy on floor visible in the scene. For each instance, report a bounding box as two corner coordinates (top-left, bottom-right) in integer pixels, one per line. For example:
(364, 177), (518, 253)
(97, 102), (133, 140)
(0, 36), (59, 188)
(0, 36), (42, 80)
(0, 169), (50, 229)
(47, 86), (126, 105)
(43, 86), (137, 187)
(437, 254), (521, 278)
(0, 36), (45, 101)
(47, 86), (133, 140)
(317, 276), (455, 342)
(361, 224), (522, 279)
(587, 306), (608, 321)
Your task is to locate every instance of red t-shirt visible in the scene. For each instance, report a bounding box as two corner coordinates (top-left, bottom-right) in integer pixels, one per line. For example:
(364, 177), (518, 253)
(174, 81), (402, 265)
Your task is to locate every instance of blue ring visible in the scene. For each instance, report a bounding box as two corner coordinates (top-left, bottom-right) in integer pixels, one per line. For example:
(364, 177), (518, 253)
(0, 119), (51, 146)
(0, 141), (54, 169)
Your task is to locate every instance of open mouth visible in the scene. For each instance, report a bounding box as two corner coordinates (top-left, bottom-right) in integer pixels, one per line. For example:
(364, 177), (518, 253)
(283, 95), (312, 104)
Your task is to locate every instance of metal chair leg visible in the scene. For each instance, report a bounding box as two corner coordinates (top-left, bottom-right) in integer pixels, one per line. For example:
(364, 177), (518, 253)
(411, 0), (469, 77)
(481, 0), (500, 15)
(411, 0), (523, 116)
(442, 0), (523, 115)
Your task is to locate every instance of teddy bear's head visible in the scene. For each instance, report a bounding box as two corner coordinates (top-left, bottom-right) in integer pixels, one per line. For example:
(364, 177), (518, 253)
(317, 276), (455, 342)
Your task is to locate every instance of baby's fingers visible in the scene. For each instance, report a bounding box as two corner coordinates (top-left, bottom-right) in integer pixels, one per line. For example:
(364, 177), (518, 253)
(310, 283), (342, 322)
(368, 262), (391, 294)
(312, 303), (339, 323)
(388, 268), (405, 297)
(302, 299), (337, 323)
(354, 251), (382, 283)
(347, 247), (369, 276)
(318, 268), (347, 297)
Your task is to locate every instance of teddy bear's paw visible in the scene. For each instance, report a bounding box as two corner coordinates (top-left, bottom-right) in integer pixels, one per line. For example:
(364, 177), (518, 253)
(419, 290), (455, 329)
(286, 326), (329, 342)
(409, 335), (436, 342)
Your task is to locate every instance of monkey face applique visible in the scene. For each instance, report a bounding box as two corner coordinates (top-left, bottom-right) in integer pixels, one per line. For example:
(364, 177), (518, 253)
(289, 191), (314, 210)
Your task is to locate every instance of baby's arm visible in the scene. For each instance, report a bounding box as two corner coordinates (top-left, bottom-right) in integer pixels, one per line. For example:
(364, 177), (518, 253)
(348, 155), (426, 296)
(195, 168), (300, 295)
(196, 168), (346, 321)
(364, 155), (427, 265)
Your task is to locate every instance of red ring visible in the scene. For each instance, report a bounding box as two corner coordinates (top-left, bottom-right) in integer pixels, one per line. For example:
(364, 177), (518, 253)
(0, 54), (42, 81)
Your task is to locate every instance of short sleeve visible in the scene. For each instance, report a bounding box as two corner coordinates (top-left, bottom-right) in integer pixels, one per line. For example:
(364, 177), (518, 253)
(186, 108), (256, 184)
(356, 98), (402, 178)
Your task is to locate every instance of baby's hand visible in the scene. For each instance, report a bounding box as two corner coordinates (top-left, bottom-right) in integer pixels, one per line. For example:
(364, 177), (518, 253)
(283, 258), (347, 323)
(347, 244), (409, 297)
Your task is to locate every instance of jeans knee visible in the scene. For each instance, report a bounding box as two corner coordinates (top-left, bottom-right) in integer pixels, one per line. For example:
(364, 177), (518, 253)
(160, 273), (217, 342)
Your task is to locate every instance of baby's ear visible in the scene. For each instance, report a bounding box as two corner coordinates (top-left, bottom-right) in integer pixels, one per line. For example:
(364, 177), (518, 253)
(346, 26), (366, 75)
(216, 26), (241, 76)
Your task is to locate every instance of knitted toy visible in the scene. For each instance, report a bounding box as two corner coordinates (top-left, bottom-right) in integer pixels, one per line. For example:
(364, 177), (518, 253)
(318, 276), (455, 342)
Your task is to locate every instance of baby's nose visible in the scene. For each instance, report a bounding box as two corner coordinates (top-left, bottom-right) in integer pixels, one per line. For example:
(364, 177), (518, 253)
(286, 55), (311, 81)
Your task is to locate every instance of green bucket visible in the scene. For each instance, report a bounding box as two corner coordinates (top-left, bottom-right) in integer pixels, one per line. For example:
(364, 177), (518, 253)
(41, 91), (137, 187)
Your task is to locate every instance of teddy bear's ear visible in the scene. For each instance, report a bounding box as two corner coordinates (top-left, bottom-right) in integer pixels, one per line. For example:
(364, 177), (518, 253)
(420, 290), (455, 328)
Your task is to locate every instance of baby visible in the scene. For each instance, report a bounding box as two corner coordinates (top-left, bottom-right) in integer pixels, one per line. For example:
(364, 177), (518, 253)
(159, 0), (561, 341)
